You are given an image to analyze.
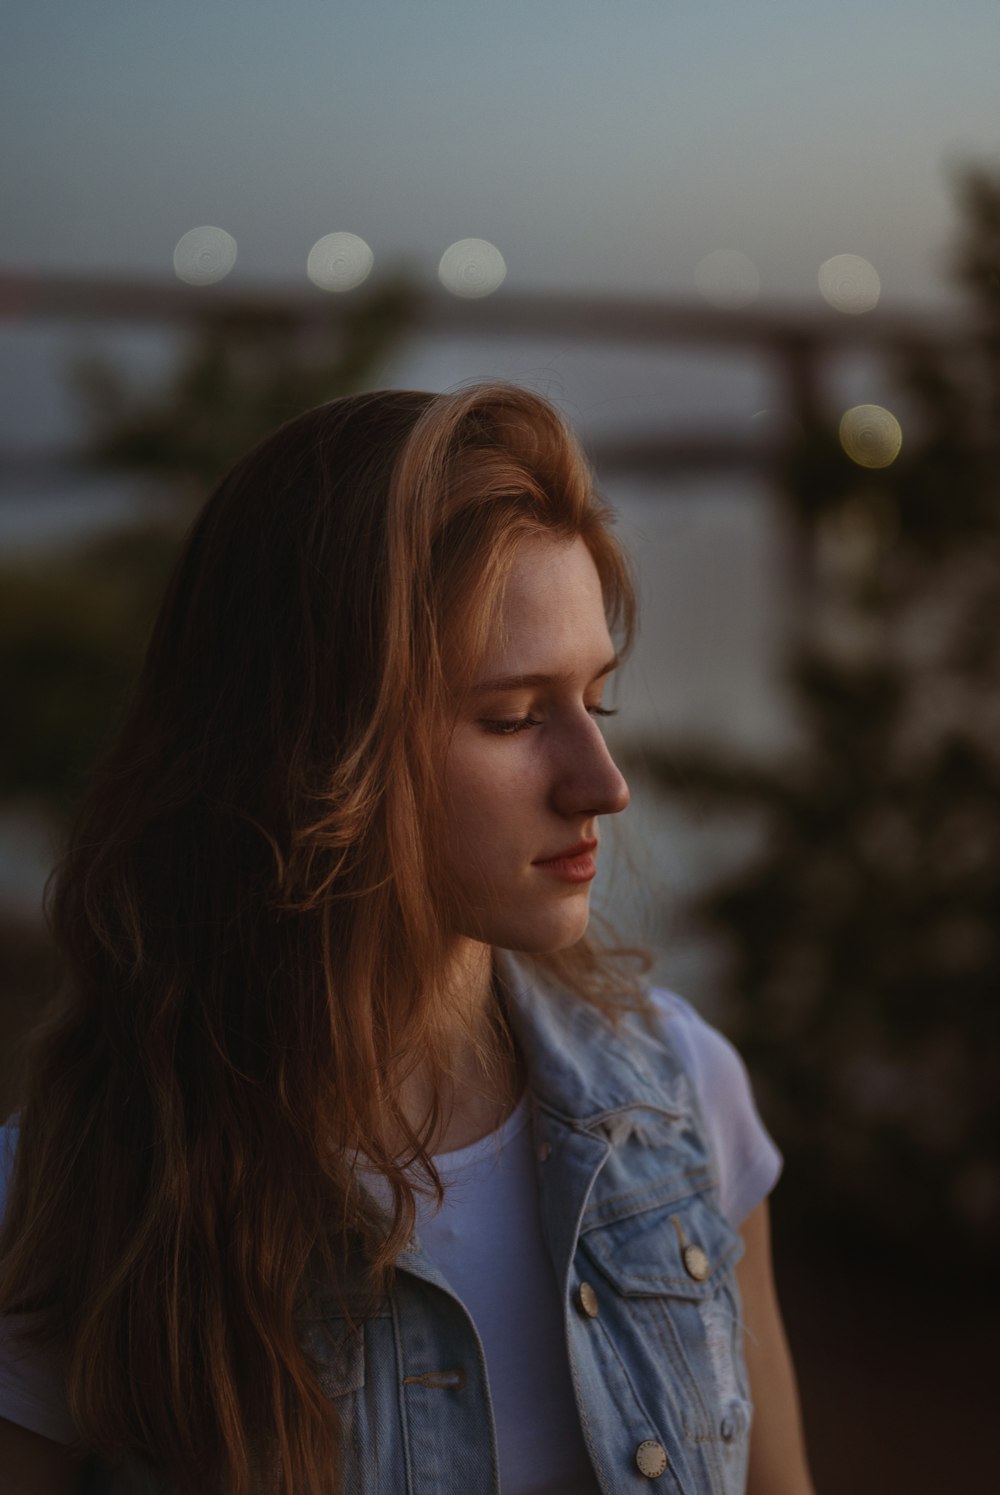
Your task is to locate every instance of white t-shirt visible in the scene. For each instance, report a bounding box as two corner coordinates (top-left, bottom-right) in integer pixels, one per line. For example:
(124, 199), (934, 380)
(409, 989), (781, 1495)
(0, 988), (781, 1494)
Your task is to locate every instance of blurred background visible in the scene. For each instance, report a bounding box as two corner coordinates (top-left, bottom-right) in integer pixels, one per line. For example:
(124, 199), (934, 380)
(2, 3), (998, 1489)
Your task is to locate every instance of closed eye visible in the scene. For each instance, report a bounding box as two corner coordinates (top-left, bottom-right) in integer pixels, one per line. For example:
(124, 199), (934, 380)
(481, 716), (543, 735)
(481, 706), (618, 736)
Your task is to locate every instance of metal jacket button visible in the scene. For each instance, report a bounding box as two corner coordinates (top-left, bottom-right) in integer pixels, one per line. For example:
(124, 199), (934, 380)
(635, 1440), (668, 1478)
(576, 1281), (599, 1318)
(720, 1399), (749, 1441)
(682, 1243), (709, 1281)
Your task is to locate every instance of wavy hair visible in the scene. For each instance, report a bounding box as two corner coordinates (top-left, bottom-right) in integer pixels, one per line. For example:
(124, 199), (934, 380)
(0, 382), (644, 1492)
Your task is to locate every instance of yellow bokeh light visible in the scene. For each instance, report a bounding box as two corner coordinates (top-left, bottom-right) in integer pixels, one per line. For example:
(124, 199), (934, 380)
(819, 254), (881, 314)
(438, 239), (506, 298)
(173, 226), (237, 285)
(839, 404), (902, 468)
(306, 233), (374, 292)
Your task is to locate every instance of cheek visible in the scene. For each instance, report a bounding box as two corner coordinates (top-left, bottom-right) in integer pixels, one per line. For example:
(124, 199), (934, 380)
(443, 744), (535, 844)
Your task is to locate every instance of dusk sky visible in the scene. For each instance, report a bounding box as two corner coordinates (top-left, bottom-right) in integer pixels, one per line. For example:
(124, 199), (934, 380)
(3, 0), (997, 305)
(2, 0), (997, 811)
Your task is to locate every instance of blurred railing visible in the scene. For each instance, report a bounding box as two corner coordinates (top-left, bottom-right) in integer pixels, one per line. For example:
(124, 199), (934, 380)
(0, 269), (978, 486)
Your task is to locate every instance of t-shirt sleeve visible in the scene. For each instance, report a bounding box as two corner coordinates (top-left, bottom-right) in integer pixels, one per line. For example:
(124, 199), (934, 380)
(0, 1119), (77, 1443)
(648, 989), (782, 1227)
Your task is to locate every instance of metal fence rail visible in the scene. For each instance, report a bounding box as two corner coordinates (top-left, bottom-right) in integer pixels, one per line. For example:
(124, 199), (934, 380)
(0, 270), (982, 487)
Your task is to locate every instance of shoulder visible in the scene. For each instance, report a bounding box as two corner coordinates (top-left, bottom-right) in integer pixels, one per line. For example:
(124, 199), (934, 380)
(643, 988), (752, 1100)
(643, 987), (783, 1228)
(1, 1114), (20, 1219)
(0, 1114), (78, 1447)
(0, 1415), (84, 1493)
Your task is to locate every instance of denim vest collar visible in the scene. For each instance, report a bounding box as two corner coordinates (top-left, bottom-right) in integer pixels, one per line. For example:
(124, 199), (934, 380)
(494, 948), (691, 1130)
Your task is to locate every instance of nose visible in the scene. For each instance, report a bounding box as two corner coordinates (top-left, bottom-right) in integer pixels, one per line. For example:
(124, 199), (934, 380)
(551, 715), (630, 820)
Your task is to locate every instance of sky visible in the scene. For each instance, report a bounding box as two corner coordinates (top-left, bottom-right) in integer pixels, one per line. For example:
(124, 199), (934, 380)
(2, 0), (997, 951)
(3, 0), (998, 304)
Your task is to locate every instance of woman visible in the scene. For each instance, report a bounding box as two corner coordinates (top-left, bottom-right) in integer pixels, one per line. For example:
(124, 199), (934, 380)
(0, 383), (814, 1494)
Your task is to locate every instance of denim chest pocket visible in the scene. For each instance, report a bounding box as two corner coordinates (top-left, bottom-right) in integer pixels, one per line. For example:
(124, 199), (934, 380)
(578, 1181), (752, 1467)
(295, 1296), (372, 1398)
(293, 1295), (413, 1495)
(583, 1179), (742, 1296)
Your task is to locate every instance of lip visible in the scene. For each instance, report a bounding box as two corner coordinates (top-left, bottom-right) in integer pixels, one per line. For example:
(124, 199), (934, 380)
(533, 838), (598, 865)
(532, 838), (598, 883)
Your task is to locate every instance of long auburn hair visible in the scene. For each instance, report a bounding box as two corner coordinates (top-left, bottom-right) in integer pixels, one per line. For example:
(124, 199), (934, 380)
(0, 382), (643, 1492)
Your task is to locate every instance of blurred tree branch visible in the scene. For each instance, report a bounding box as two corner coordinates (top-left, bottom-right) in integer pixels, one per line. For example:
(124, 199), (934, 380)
(0, 276), (421, 813)
(71, 275), (422, 503)
(635, 162), (1000, 1263)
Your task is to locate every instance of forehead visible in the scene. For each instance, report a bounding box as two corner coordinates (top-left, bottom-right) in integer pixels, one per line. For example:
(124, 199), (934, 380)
(482, 534), (613, 673)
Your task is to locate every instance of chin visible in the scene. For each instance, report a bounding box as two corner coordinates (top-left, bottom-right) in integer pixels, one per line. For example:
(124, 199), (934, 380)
(501, 905), (592, 955)
(458, 887), (592, 955)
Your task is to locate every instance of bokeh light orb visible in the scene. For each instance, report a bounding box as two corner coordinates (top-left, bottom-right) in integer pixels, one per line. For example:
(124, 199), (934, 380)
(306, 232), (374, 292)
(819, 253), (881, 314)
(173, 226), (237, 286)
(694, 249), (760, 308)
(839, 404), (902, 468)
(438, 239), (507, 298)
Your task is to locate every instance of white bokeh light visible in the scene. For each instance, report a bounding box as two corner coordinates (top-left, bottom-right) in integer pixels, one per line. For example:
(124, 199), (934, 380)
(438, 239), (507, 298)
(694, 250), (760, 308)
(172, 226), (238, 286)
(306, 233), (374, 292)
(839, 404), (902, 468)
(819, 254), (881, 314)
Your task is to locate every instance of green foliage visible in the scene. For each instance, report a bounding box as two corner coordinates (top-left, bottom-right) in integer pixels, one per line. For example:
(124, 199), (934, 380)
(72, 276), (422, 501)
(0, 277), (420, 813)
(0, 523), (177, 811)
(643, 165), (1000, 1263)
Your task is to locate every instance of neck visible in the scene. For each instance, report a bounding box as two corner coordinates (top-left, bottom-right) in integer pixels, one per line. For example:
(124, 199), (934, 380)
(397, 940), (524, 1155)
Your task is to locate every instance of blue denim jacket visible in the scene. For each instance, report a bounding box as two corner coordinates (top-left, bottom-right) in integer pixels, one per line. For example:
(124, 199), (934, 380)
(56, 959), (749, 1494)
(300, 957), (753, 1495)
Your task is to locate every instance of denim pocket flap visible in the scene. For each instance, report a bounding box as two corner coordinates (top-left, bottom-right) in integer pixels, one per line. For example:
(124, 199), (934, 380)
(581, 1186), (743, 1302)
(297, 1315), (366, 1397)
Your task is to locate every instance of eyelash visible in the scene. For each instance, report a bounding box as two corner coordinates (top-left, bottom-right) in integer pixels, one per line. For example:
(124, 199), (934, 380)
(482, 707), (619, 736)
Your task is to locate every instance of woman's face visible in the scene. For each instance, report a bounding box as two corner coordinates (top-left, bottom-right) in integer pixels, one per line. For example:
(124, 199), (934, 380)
(441, 533), (630, 954)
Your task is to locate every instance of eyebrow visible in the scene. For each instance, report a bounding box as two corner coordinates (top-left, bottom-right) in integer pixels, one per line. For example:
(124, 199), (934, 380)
(470, 654), (620, 693)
